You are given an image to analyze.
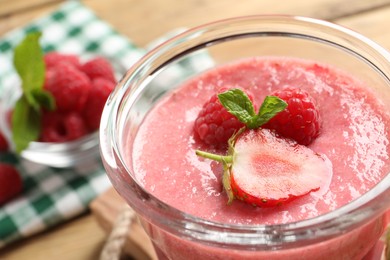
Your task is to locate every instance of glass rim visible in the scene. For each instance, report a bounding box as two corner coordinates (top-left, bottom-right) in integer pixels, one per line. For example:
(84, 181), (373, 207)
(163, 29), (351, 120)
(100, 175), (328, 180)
(100, 15), (390, 248)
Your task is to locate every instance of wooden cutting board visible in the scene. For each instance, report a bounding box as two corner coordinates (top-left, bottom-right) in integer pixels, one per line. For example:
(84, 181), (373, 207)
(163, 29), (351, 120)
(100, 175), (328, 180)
(90, 187), (157, 260)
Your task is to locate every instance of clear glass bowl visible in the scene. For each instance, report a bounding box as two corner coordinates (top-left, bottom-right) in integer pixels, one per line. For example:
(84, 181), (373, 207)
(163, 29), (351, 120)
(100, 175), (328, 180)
(0, 81), (100, 168)
(0, 55), (129, 168)
(100, 15), (390, 259)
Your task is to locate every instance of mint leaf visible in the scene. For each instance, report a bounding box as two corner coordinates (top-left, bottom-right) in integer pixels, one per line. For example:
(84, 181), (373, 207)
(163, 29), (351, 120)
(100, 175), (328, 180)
(218, 88), (256, 125)
(31, 89), (56, 111)
(11, 31), (55, 153)
(13, 32), (45, 108)
(218, 88), (287, 129)
(12, 96), (41, 153)
(253, 95), (287, 127)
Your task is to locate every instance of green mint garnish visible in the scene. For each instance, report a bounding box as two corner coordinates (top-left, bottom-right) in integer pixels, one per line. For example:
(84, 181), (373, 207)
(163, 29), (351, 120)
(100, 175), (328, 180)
(12, 96), (42, 153)
(218, 88), (287, 129)
(12, 32), (55, 153)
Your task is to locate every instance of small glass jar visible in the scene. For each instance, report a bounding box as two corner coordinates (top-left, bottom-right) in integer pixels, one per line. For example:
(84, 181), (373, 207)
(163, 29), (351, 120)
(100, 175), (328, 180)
(0, 54), (129, 168)
(100, 15), (390, 259)
(0, 86), (100, 167)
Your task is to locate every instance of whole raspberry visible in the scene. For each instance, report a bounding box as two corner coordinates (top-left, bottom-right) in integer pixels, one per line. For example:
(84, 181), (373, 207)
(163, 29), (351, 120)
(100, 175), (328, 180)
(44, 52), (81, 69)
(81, 57), (116, 83)
(264, 86), (321, 145)
(83, 77), (115, 130)
(0, 164), (22, 205)
(0, 130), (8, 151)
(194, 88), (252, 147)
(39, 111), (88, 143)
(44, 62), (91, 112)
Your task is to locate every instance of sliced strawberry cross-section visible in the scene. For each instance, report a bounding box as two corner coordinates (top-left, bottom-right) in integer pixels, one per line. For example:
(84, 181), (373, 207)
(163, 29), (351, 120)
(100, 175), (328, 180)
(197, 128), (333, 207)
(230, 128), (333, 207)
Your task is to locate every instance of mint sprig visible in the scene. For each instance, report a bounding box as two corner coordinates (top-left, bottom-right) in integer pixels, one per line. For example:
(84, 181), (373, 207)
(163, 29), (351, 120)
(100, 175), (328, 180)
(12, 96), (42, 153)
(12, 32), (55, 153)
(218, 88), (287, 129)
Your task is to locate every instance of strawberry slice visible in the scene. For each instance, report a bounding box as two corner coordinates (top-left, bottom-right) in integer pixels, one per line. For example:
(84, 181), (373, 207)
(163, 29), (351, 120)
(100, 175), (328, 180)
(197, 128), (333, 207)
(230, 128), (332, 207)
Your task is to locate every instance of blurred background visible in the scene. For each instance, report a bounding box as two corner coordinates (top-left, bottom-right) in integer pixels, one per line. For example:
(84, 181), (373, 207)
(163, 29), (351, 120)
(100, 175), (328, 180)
(1, 0), (390, 259)
(2, 0), (390, 49)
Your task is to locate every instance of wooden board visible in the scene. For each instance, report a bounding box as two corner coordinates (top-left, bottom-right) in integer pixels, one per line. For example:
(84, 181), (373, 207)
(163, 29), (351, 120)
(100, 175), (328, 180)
(90, 188), (157, 260)
(0, 214), (106, 259)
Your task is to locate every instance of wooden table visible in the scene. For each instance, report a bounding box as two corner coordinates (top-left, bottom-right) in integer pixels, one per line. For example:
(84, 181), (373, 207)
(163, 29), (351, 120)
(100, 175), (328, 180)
(1, 0), (390, 259)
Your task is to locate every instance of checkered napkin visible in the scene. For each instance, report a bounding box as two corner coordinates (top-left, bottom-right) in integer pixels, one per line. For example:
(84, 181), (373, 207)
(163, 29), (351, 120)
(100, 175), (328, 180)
(0, 0), (214, 249)
(0, 1), (144, 248)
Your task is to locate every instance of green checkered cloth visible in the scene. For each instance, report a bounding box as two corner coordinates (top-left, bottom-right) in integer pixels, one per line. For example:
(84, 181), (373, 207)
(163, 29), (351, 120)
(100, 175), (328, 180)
(0, 1), (145, 248)
(0, 1), (214, 249)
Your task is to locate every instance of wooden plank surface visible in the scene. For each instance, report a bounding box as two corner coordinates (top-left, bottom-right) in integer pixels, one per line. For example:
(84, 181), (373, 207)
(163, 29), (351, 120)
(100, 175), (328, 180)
(338, 6), (390, 50)
(90, 188), (158, 260)
(0, 3), (59, 37)
(1, 0), (390, 259)
(83, 0), (390, 46)
(0, 214), (106, 259)
(0, 0), (62, 17)
(1, 0), (390, 45)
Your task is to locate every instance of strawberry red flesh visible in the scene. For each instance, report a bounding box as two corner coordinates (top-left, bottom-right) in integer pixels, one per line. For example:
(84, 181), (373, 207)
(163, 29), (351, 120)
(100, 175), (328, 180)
(230, 128), (332, 207)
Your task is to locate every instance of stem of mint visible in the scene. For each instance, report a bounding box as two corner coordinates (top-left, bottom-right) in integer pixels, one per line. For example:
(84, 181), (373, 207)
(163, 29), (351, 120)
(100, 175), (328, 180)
(12, 32), (55, 153)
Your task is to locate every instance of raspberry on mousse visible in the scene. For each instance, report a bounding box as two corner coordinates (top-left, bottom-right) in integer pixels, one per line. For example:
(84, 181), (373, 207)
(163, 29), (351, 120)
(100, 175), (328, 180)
(194, 88), (254, 147)
(264, 86), (321, 146)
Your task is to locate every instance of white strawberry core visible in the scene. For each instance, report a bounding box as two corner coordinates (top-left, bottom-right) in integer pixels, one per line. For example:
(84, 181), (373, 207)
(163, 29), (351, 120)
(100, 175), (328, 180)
(232, 129), (333, 200)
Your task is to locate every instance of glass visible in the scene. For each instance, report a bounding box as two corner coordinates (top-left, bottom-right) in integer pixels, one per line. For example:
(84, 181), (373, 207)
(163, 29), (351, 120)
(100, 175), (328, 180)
(0, 55), (128, 168)
(100, 15), (390, 259)
(0, 86), (100, 167)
